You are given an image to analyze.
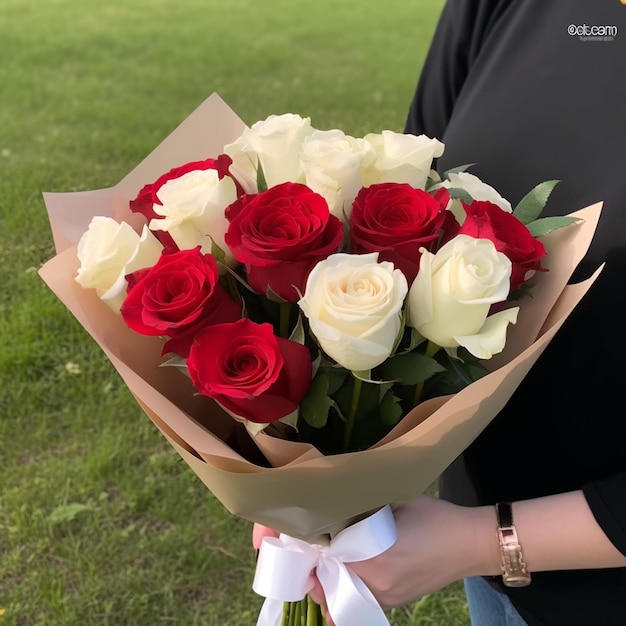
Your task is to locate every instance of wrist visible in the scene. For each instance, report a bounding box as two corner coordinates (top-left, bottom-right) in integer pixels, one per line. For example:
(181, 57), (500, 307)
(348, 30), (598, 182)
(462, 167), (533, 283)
(460, 504), (502, 578)
(439, 503), (501, 580)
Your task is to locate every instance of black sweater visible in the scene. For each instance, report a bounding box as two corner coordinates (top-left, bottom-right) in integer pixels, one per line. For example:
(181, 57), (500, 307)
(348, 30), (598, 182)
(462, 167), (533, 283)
(405, 1), (626, 624)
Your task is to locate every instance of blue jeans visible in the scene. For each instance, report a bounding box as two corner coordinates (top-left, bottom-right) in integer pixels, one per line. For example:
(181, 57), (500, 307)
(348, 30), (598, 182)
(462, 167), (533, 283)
(464, 577), (528, 626)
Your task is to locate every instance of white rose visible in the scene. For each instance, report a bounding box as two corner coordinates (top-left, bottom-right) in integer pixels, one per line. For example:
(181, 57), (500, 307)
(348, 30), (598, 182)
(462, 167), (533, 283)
(76, 216), (162, 312)
(151, 168), (238, 265)
(298, 252), (408, 371)
(438, 171), (512, 213)
(362, 131), (445, 189)
(224, 113), (315, 189)
(408, 235), (518, 359)
(299, 129), (375, 220)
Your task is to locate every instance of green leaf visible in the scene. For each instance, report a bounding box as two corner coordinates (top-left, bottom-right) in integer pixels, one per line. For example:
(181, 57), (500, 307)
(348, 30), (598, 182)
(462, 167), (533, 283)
(353, 369), (378, 383)
(321, 365), (349, 395)
(425, 169), (441, 190)
(49, 503), (94, 524)
(159, 356), (188, 372)
(300, 374), (334, 429)
(442, 163), (476, 177)
(319, 352), (350, 396)
(526, 215), (581, 238)
(288, 312), (306, 345)
(256, 160), (267, 193)
(265, 283), (289, 304)
(220, 263), (257, 293)
(209, 236), (226, 265)
(379, 390), (404, 426)
(427, 350), (489, 396)
(445, 187), (474, 204)
(399, 304), (426, 354)
(406, 327), (427, 353)
(512, 180), (560, 224)
(391, 309), (408, 354)
(381, 351), (446, 386)
(378, 381), (395, 401)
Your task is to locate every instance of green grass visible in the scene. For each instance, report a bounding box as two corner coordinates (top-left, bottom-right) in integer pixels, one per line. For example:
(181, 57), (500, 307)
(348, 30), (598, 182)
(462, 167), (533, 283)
(0, 0), (471, 624)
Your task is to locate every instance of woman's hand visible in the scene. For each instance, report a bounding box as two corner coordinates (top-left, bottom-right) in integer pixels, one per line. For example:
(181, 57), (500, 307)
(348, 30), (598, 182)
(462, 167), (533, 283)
(251, 495), (500, 623)
(345, 494), (500, 609)
(252, 490), (626, 622)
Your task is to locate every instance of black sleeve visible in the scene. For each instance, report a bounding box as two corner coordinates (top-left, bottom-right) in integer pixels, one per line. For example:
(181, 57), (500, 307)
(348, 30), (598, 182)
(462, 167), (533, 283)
(403, 0), (511, 138)
(583, 470), (626, 557)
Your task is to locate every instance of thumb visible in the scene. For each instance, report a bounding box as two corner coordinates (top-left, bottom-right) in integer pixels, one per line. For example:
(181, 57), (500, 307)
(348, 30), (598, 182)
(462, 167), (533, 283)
(252, 523), (279, 549)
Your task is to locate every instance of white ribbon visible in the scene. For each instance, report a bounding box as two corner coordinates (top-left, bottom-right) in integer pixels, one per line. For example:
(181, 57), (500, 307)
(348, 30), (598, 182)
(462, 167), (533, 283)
(253, 505), (397, 626)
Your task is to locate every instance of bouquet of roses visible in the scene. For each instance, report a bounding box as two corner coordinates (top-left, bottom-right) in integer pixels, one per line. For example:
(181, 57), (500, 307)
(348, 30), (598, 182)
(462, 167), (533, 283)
(39, 94), (603, 626)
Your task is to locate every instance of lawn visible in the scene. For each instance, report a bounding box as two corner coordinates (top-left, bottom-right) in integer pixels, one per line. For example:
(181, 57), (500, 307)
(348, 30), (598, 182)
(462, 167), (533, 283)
(0, 0), (471, 624)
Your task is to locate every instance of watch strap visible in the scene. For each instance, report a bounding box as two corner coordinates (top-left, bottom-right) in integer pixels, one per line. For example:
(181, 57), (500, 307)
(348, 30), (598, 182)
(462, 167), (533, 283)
(495, 502), (532, 588)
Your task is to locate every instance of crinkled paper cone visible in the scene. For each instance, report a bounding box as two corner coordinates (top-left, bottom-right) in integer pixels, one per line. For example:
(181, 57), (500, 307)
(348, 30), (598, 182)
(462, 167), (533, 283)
(39, 92), (604, 540)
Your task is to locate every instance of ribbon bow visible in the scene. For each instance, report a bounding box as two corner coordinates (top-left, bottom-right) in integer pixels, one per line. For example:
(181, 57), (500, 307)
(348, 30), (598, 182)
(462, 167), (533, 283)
(253, 505), (397, 626)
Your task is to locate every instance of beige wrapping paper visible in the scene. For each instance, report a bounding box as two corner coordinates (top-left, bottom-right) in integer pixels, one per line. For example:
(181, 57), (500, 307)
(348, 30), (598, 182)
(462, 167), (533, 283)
(39, 92), (604, 540)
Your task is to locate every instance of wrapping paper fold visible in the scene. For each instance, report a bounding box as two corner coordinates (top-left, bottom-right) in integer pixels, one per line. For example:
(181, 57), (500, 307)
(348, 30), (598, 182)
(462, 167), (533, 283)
(39, 92), (604, 541)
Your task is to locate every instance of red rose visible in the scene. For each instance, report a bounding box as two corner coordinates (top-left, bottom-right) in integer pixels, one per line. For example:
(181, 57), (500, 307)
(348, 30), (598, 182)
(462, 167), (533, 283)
(187, 318), (312, 423)
(121, 247), (241, 357)
(224, 182), (344, 301)
(348, 182), (448, 283)
(129, 154), (243, 249)
(459, 200), (547, 292)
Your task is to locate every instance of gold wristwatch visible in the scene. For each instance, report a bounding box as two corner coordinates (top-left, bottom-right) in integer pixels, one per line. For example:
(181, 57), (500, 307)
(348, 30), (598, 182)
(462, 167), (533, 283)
(495, 502), (532, 587)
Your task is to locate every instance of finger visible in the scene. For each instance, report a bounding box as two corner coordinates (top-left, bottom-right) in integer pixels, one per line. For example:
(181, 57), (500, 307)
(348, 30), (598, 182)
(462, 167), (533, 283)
(307, 576), (337, 626)
(252, 523), (279, 549)
(308, 577), (325, 606)
(324, 607), (337, 626)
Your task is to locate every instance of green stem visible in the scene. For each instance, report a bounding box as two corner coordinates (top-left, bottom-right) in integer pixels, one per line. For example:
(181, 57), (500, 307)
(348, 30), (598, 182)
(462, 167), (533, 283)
(280, 302), (292, 338)
(281, 602), (291, 626)
(293, 599), (301, 625)
(301, 598), (308, 625)
(413, 340), (440, 407)
(343, 375), (363, 450)
(307, 596), (321, 626)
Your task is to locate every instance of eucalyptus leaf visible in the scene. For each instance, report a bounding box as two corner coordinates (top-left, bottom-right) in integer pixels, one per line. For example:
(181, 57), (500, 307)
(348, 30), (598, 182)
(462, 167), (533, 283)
(512, 180), (560, 224)
(526, 215), (581, 238)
